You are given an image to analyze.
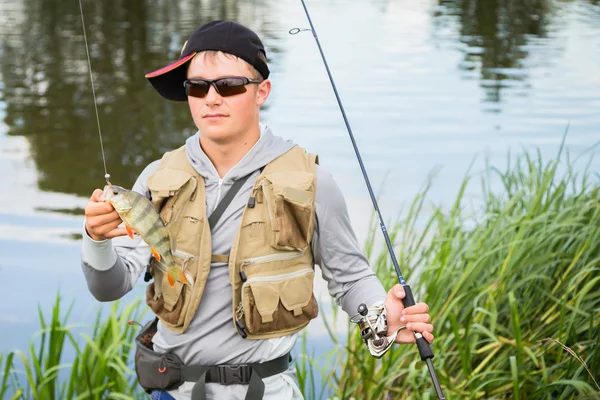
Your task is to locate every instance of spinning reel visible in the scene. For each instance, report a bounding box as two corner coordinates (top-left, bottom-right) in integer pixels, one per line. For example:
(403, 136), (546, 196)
(350, 303), (405, 358)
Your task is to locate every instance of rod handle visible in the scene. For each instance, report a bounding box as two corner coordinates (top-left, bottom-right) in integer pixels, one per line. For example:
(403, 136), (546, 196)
(402, 284), (434, 361)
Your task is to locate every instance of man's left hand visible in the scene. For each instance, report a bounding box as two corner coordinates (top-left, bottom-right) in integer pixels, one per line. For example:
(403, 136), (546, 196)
(384, 284), (435, 344)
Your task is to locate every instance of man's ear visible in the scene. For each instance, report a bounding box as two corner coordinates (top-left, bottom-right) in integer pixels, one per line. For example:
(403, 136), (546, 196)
(256, 79), (271, 106)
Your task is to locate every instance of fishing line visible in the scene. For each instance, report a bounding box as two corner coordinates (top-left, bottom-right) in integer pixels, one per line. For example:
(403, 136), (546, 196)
(291, 1), (447, 399)
(78, 0), (111, 184)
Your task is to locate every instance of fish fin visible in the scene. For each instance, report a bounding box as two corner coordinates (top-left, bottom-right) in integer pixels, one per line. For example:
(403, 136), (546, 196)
(125, 225), (134, 239)
(150, 248), (161, 262)
(167, 271), (175, 287)
(178, 270), (194, 287)
(184, 272), (194, 287)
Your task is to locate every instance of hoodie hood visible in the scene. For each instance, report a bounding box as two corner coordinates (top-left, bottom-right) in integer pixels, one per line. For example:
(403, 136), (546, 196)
(184, 123), (295, 183)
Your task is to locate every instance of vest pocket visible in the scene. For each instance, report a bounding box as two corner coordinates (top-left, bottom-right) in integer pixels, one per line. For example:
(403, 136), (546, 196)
(147, 170), (198, 225)
(241, 268), (318, 335)
(262, 171), (314, 252)
(240, 209), (265, 243)
(146, 252), (193, 328)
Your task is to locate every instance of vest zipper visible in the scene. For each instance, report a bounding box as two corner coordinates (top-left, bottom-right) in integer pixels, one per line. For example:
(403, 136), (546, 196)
(209, 138), (260, 212)
(240, 250), (305, 267)
(242, 267), (313, 286)
(213, 178), (224, 212)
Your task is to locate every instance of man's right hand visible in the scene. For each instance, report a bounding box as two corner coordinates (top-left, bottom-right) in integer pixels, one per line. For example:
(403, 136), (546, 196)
(84, 189), (128, 241)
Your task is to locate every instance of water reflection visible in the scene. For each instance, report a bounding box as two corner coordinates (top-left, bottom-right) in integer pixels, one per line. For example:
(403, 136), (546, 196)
(0, 0), (599, 204)
(434, 0), (555, 104)
(0, 0), (279, 198)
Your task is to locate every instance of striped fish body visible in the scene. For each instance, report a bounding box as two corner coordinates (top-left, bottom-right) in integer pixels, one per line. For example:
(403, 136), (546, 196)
(102, 185), (193, 287)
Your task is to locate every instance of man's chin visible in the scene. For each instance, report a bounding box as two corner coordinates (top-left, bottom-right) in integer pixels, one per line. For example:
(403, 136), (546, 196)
(199, 126), (236, 144)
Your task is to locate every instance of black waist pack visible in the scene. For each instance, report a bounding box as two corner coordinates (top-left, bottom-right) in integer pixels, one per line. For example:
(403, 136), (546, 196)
(133, 317), (292, 400)
(134, 317), (185, 392)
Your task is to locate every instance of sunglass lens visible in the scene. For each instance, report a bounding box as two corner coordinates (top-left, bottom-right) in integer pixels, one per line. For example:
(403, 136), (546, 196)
(185, 81), (210, 98)
(215, 78), (248, 97)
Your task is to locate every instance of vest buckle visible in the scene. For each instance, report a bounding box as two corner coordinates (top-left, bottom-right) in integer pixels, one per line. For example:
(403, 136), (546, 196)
(213, 365), (252, 385)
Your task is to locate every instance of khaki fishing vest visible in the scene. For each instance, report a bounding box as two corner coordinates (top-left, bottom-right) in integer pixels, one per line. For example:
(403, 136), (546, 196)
(145, 144), (319, 339)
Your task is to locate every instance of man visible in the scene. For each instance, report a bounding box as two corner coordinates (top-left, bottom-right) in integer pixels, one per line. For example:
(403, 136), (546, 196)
(81, 20), (434, 400)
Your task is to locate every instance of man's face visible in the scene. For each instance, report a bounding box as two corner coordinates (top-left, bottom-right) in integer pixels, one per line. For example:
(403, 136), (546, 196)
(186, 51), (270, 144)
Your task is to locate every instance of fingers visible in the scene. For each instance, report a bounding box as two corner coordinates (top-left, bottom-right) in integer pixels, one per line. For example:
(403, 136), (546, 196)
(402, 302), (429, 315)
(400, 301), (434, 343)
(86, 189), (113, 217)
(391, 284), (405, 300)
(86, 199), (114, 217)
(92, 218), (123, 236)
(85, 188), (121, 241)
(85, 210), (122, 238)
(405, 322), (434, 335)
(88, 209), (121, 226)
(400, 313), (431, 324)
(103, 227), (131, 239)
(395, 321), (435, 344)
(91, 188), (105, 202)
(423, 331), (435, 344)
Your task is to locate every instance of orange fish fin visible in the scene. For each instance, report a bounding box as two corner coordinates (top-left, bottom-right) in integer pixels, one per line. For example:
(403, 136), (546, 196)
(125, 225), (134, 239)
(167, 272), (175, 287)
(150, 248), (161, 262)
(178, 270), (189, 285)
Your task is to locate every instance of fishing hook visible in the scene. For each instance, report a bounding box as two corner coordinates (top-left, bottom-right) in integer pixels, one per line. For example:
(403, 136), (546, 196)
(292, 1), (446, 399)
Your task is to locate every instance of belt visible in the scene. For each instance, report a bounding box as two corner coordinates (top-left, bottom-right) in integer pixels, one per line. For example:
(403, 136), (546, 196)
(181, 353), (292, 400)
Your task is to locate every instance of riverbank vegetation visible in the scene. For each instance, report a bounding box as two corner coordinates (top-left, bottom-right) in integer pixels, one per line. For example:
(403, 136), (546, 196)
(1, 145), (599, 399)
(297, 144), (600, 399)
(0, 298), (145, 399)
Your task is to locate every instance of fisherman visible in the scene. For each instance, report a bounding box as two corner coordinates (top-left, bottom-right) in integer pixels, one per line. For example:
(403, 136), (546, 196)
(81, 20), (435, 400)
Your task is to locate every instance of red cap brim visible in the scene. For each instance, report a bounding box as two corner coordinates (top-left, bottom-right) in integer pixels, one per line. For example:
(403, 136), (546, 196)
(144, 52), (197, 101)
(145, 52), (196, 78)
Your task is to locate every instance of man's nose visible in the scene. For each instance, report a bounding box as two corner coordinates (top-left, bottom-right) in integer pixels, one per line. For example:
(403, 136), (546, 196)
(205, 84), (223, 105)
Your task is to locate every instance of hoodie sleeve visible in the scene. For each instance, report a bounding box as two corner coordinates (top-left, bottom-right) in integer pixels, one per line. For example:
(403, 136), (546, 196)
(80, 161), (160, 301)
(311, 165), (387, 317)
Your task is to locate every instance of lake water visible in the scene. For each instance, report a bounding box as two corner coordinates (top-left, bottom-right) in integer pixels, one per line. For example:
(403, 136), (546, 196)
(0, 0), (599, 397)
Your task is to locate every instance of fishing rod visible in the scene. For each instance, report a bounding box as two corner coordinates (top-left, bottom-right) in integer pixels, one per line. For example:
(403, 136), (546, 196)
(78, 0), (112, 186)
(292, 2), (446, 399)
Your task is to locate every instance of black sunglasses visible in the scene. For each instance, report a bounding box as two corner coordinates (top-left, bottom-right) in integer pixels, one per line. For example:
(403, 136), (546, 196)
(183, 76), (262, 98)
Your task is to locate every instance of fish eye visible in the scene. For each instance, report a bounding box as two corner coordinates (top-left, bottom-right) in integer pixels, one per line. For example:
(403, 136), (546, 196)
(112, 188), (119, 195)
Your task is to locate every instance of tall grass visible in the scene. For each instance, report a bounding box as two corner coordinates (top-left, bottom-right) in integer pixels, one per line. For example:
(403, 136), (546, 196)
(298, 146), (600, 399)
(0, 294), (146, 399)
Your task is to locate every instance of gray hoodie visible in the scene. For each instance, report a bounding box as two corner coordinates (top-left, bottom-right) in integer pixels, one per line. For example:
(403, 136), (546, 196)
(81, 124), (386, 399)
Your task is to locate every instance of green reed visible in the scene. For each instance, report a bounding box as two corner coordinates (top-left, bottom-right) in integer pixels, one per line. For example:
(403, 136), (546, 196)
(0, 294), (146, 400)
(299, 143), (600, 399)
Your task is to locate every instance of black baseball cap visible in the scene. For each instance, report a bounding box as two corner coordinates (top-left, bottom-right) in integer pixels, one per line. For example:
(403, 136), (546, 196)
(145, 20), (270, 102)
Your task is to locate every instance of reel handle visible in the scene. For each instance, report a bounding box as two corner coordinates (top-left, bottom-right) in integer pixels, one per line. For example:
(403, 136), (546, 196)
(357, 303), (368, 316)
